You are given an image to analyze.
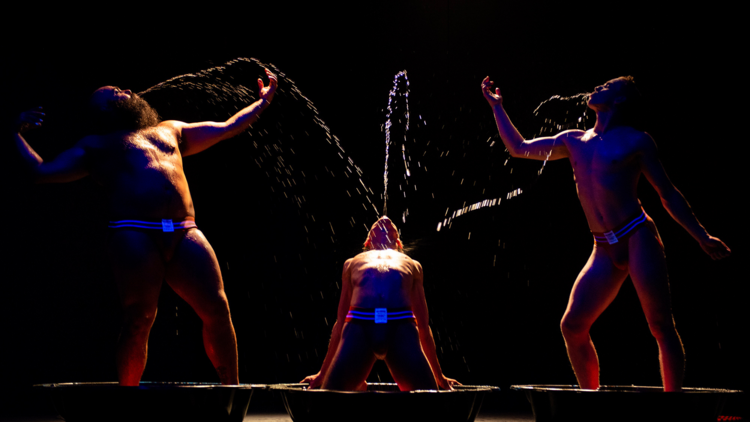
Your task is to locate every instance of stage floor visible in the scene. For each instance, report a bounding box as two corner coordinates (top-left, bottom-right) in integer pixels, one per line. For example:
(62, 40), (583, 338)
(0, 410), (534, 422)
(0, 387), (534, 422)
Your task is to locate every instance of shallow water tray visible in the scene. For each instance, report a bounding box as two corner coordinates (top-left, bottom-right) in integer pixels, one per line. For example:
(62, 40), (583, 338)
(511, 384), (742, 422)
(271, 382), (499, 422)
(35, 381), (261, 422)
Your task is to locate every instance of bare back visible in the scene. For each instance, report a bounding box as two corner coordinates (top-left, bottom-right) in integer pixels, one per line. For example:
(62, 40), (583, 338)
(79, 121), (194, 220)
(345, 250), (422, 309)
(320, 248), (440, 390)
(562, 127), (652, 232)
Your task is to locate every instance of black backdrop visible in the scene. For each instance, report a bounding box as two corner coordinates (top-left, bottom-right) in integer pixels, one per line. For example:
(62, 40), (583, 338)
(1, 1), (745, 413)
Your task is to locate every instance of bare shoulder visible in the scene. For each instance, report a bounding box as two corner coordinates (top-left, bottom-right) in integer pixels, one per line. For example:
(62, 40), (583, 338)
(557, 129), (587, 144)
(76, 133), (104, 149)
(407, 256), (423, 274)
(618, 128), (657, 153)
(345, 255), (364, 269)
(635, 129), (656, 146)
(558, 129), (586, 139)
(157, 120), (184, 135)
(158, 120), (184, 128)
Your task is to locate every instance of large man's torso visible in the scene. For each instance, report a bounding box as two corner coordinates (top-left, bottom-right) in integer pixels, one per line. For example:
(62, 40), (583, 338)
(80, 122), (195, 220)
(563, 127), (650, 232)
(347, 250), (420, 309)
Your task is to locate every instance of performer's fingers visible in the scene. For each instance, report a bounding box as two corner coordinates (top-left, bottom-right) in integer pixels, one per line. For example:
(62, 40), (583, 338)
(265, 69), (278, 83)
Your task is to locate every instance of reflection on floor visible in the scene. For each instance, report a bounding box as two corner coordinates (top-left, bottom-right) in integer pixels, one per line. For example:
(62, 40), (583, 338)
(0, 386), (534, 422)
(242, 410), (533, 422)
(0, 410), (534, 422)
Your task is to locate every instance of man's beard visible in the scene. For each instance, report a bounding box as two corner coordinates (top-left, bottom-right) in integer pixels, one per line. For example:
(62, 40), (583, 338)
(90, 94), (161, 135)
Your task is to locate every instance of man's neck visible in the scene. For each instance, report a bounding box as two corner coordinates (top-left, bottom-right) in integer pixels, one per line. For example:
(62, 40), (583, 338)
(368, 243), (398, 251)
(593, 109), (615, 134)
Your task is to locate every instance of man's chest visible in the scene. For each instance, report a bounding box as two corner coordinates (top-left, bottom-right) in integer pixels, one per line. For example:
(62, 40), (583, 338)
(85, 130), (185, 183)
(569, 135), (640, 177)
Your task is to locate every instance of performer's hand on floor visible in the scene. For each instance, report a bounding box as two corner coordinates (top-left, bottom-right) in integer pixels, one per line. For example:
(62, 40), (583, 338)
(700, 236), (731, 260)
(16, 107), (44, 133)
(438, 375), (462, 390)
(301, 372), (323, 389)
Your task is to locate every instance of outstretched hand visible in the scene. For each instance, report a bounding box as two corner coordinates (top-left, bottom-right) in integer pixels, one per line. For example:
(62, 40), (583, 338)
(258, 69), (278, 103)
(700, 236), (731, 260)
(481, 76), (503, 106)
(16, 107), (45, 133)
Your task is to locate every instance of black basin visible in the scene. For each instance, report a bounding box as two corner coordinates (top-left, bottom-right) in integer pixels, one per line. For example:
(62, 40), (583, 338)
(35, 381), (262, 422)
(511, 384), (743, 422)
(271, 382), (499, 422)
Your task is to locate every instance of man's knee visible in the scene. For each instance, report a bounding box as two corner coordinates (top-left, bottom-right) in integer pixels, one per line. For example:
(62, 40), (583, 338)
(647, 317), (678, 341)
(560, 314), (591, 339)
(121, 307), (157, 335)
(197, 295), (231, 323)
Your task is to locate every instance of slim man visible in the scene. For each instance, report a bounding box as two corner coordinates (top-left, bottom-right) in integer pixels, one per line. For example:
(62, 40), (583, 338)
(481, 75), (730, 391)
(302, 216), (458, 391)
(12, 69), (278, 385)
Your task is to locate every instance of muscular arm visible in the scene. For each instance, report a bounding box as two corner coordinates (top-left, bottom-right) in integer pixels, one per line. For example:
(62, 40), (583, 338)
(640, 135), (730, 260)
(411, 262), (459, 390)
(301, 259), (354, 388)
(481, 76), (570, 161)
(172, 69), (278, 157)
(11, 109), (89, 183)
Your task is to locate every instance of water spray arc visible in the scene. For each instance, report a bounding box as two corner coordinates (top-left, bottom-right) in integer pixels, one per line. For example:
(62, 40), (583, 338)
(383, 70), (411, 221)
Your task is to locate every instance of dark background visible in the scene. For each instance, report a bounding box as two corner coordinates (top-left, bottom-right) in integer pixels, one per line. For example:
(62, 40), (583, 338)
(1, 0), (745, 415)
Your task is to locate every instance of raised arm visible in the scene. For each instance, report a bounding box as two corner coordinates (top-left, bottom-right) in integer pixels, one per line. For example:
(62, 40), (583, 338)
(481, 76), (571, 161)
(11, 108), (89, 183)
(411, 261), (460, 390)
(640, 134), (730, 260)
(169, 69), (278, 157)
(300, 259), (354, 389)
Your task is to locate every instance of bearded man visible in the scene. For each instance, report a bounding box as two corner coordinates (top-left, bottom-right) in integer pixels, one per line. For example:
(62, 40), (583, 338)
(12, 69), (278, 386)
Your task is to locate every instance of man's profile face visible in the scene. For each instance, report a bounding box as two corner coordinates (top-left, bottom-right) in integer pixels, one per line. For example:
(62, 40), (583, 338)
(91, 86), (134, 110)
(88, 86), (160, 133)
(587, 78), (627, 109)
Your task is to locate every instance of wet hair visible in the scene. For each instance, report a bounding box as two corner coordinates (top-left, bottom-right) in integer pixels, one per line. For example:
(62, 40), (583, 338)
(362, 217), (404, 252)
(87, 94), (160, 135)
(362, 236), (404, 253)
(611, 75), (644, 129)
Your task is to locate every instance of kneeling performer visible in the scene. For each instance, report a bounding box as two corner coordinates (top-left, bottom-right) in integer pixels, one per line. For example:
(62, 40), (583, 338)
(302, 216), (459, 391)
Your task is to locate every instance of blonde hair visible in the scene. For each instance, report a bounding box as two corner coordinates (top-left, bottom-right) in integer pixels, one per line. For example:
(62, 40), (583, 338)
(363, 217), (403, 252)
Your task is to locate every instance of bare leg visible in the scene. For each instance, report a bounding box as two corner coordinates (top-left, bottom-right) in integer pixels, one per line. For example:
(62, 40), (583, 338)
(109, 230), (165, 386)
(321, 323), (378, 390)
(628, 225), (684, 392)
(560, 245), (629, 389)
(165, 229), (239, 384)
(384, 322), (438, 391)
